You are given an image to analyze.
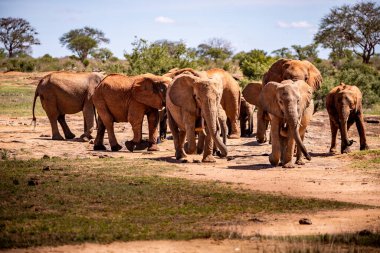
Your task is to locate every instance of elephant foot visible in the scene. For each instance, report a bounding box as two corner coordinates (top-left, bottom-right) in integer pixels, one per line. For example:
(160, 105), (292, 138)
(94, 144), (107, 151)
(341, 146), (351, 154)
(175, 150), (187, 160)
(295, 158), (305, 165)
(134, 141), (150, 151)
(228, 133), (240, 139)
(202, 155), (216, 163)
(125, 141), (136, 152)
(147, 143), (160, 151)
(65, 133), (76, 139)
(52, 134), (64, 140)
(196, 147), (203, 155)
(269, 154), (280, 166)
(329, 148), (337, 155)
(360, 144), (369, 150)
(184, 142), (195, 155)
(282, 162), (295, 168)
(80, 133), (93, 140)
(111, 144), (123, 152)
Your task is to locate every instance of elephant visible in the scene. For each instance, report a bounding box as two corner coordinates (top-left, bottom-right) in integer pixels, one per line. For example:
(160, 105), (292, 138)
(164, 68), (241, 139)
(326, 83), (369, 154)
(256, 80), (314, 168)
(32, 71), (104, 141)
(158, 108), (167, 141)
(239, 96), (255, 137)
(166, 72), (228, 163)
(244, 59), (322, 143)
(92, 73), (171, 152)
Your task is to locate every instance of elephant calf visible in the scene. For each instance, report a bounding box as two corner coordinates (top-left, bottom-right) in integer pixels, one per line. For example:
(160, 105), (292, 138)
(258, 80), (313, 168)
(326, 83), (369, 154)
(32, 71), (104, 140)
(240, 97), (254, 137)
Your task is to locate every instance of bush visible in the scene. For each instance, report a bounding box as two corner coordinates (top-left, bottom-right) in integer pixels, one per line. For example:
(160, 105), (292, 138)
(1, 57), (36, 72)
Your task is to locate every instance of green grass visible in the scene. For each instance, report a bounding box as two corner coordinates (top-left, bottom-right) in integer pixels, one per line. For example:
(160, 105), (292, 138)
(0, 85), (44, 117)
(349, 149), (380, 170)
(364, 102), (380, 115)
(0, 158), (364, 248)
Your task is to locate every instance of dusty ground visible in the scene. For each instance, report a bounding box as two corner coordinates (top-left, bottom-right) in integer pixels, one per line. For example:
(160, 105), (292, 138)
(1, 71), (380, 252)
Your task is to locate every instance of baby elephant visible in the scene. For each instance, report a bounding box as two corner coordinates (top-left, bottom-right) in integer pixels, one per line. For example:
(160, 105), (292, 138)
(326, 83), (369, 154)
(259, 80), (314, 168)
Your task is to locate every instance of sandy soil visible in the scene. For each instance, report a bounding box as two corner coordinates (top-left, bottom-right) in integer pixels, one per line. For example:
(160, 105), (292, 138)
(1, 71), (380, 252)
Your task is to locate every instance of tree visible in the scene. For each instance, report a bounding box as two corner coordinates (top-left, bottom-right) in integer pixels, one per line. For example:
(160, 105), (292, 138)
(0, 17), (40, 58)
(233, 49), (275, 80)
(197, 38), (233, 63)
(314, 1), (380, 64)
(271, 47), (294, 59)
(291, 44), (319, 62)
(91, 48), (113, 63)
(59, 26), (109, 63)
(124, 37), (197, 75)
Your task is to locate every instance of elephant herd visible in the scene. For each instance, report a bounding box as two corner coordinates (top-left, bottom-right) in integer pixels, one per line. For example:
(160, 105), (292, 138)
(32, 58), (369, 168)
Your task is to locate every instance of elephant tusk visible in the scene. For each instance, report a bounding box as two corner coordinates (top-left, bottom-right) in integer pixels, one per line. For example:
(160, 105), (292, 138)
(201, 119), (207, 136)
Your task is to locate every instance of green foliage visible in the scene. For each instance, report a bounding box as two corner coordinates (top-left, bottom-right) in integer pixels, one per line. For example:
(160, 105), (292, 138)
(91, 48), (114, 63)
(124, 38), (197, 75)
(291, 44), (320, 62)
(59, 26), (109, 63)
(0, 57), (36, 72)
(233, 49), (275, 80)
(271, 47), (294, 59)
(0, 17), (40, 58)
(314, 1), (380, 64)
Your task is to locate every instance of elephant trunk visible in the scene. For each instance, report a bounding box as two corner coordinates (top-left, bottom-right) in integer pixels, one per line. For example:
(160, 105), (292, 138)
(287, 107), (311, 161)
(256, 108), (268, 143)
(204, 100), (228, 157)
(339, 108), (353, 147)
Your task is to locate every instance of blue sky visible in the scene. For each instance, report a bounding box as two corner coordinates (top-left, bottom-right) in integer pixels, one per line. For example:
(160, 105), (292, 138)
(0, 0), (357, 59)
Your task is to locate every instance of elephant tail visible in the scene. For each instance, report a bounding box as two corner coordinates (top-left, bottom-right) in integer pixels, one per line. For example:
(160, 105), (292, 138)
(31, 85), (40, 130)
(94, 104), (98, 130)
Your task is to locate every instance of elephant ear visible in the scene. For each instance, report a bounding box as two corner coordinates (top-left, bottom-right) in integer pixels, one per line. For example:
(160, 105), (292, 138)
(260, 81), (282, 118)
(295, 80), (313, 113)
(263, 58), (289, 85)
(242, 82), (262, 107)
(132, 76), (165, 109)
(302, 60), (322, 92)
(164, 68), (200, 79)
(169, 74), (197, 114)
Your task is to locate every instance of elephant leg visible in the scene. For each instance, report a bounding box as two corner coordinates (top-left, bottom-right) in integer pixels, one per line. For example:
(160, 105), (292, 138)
(282, 136), (295, 168)
(183, 113), (196, 154)
(355, 112), (369, 150)
(269, 117), (281, 166)
(57, 114), (75, 139)
(126, 110), (145, 152)
(42, 102), (63, 140)
(147, 109), (160, 151)
(295, 127), (306, 165)
(329, 118), (339, 154)
(81, 101), (95, 140)
(168, 111), (186, 160)
(202, 127), (216, 163)
(228, 118), (240, 139)
(240, 117), (247, 137)
(159, 109), (167, 141)
(197, 131), (205, 155)
(177, 131), (187, 159)
(93, 117), (107, 151)
(97, 109), (121, 152)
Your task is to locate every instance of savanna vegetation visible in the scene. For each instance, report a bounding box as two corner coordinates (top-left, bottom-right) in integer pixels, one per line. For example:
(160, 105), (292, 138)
(0, 2), (379, 112)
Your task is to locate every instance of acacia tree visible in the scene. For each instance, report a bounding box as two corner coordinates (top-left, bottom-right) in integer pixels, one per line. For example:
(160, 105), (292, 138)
(197, 38), (233, 63)
(271, 47), (294, 59)
(314, 1), (380, 64)
(59, 26), (109, 63)
(0, 17), (40, 58)
(291, 44), (319, 62)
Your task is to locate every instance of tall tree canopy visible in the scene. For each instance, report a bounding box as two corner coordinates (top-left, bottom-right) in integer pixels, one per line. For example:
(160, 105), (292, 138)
(196, 38), (233, 63)
(0, 17), (40, 58)
(314, 1), (380, 64)
(59, 26), (109, 63)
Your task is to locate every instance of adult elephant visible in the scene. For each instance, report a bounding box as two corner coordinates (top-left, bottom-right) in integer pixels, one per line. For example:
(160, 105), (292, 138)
(32, 71), (104, 140)
(164, 68), (241, 139)
(259, 80), (314, 168)
(166, 72), (228, 162)
(92, 73), (171, 152)
(326, 83), (369, 154)
(244, 59), (322, 143)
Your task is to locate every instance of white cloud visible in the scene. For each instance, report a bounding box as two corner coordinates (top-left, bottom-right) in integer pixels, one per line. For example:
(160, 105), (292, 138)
(155, 16), (175, 24)
(277, 21), (314, 29)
